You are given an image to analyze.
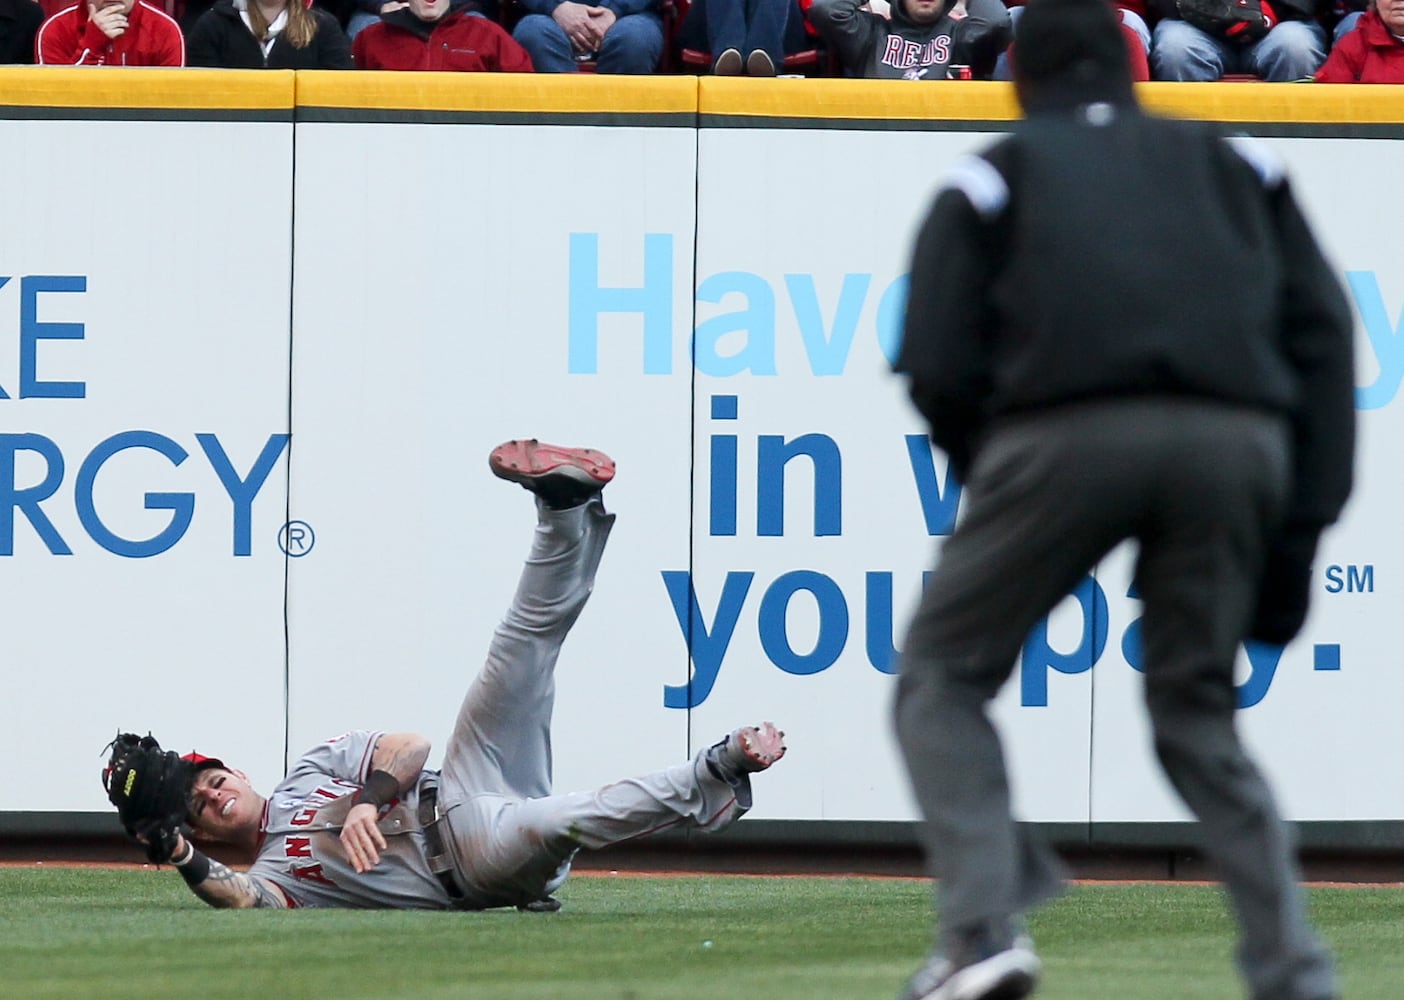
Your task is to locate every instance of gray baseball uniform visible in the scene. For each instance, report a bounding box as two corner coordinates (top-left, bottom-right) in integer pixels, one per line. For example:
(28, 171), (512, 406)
(247, 731), (447, 908)
(246, 496), (751, 909)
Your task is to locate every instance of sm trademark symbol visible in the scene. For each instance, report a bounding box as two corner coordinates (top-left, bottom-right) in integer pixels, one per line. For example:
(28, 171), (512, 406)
(1324, 564), (1373, 594)
(278, 521), (315, 557)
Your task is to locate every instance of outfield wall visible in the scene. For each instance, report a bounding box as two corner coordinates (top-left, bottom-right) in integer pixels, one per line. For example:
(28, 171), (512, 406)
(2, 71), (1403, 842)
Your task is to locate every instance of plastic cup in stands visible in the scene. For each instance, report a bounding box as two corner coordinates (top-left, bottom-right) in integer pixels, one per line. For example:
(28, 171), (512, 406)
(946, 64), (972, 80)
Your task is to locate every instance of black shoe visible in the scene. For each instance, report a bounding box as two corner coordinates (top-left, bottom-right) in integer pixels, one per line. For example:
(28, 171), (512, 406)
(516, 896), (562, 913)
(897, 927), (1039, 1000)
(488, 439), (614, 510)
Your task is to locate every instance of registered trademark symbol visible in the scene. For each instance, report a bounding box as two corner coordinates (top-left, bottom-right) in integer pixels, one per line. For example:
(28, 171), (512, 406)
(278, 521), (315, 557)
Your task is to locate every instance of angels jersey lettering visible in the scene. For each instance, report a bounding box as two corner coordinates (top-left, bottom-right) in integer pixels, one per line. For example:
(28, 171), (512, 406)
(247, 730), (451, 909)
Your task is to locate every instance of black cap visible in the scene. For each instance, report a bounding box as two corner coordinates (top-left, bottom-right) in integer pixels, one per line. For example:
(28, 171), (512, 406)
(1011, 0), (1134, 109)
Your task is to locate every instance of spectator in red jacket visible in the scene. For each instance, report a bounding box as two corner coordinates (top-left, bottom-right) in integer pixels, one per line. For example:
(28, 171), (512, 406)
(1316, 0), (1404, 80)
(352, 0), (532, 68)
(36, 0), (183, 64)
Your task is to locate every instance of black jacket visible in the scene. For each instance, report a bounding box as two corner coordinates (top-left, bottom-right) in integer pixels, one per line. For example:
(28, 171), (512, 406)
(1147, 0), (1330, 20)
(186, 0), (353, 68)
(0, 0), (42, 64)
(810, 0), (1010, 80)
(897, 94), (1355, 531)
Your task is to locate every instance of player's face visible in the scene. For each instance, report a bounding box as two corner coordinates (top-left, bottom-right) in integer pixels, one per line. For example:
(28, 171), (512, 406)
(186, 768), (260, 841)
(903, 0), (945, 24)
(408, 0), (450, 20)
(1378, 0), (1404, 35)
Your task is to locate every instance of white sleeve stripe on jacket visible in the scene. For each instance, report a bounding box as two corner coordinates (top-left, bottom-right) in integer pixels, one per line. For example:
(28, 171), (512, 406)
(35, 5), (81, 63)
(1226, 135), (1287, 191)
(939, 155), (1010, 220)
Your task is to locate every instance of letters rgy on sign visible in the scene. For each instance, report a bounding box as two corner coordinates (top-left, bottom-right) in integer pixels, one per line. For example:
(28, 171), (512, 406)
(0, 275), (290, 558)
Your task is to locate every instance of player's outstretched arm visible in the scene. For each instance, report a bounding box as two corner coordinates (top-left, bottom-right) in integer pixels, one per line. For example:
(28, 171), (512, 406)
(168, 833), (288, 909)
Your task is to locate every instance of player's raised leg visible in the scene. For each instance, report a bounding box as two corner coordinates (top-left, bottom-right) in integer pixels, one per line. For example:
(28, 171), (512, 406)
(539, 721), (791, 841)
(438, 440), (616, 808)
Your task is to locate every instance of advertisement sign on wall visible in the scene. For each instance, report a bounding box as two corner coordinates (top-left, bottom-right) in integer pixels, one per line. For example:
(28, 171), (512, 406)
(0, 118), (295, 809)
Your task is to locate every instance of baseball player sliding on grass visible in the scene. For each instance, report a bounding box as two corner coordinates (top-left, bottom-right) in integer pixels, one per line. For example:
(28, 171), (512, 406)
(104, 439), (785, 910)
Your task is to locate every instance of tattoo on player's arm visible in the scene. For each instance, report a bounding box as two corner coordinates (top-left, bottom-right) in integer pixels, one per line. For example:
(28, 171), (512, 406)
(369, 733), (431, 791)
(190, 861), (288, 910)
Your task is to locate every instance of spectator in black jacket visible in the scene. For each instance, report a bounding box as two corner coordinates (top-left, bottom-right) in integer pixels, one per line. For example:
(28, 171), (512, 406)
(810, 0), (1010, 79)
(186, 0), (353, 67)
(1150, 0), (1330, 80)
(0, 0), (41, 63)
(889, 0), (1353, 998)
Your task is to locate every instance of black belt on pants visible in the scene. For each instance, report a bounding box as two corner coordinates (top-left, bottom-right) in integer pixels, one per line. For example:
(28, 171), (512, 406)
(417, 779), (464, 902)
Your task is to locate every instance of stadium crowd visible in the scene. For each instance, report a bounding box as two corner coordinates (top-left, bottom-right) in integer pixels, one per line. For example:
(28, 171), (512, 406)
(2, 0), (1400, 79)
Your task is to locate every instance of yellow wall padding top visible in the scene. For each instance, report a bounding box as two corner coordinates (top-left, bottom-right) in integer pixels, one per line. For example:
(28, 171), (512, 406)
(699, 78), (1022, 122)
(1142, 81), (1404, 124)
(2, 69), (1403, 124)
(698, 77), (1404, 125)
(296, 71), (697, 115)
(0, 68), (295, 110)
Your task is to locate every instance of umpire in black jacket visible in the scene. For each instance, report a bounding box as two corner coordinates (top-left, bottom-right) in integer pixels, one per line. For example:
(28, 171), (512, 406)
(890, 0), (1353, 998)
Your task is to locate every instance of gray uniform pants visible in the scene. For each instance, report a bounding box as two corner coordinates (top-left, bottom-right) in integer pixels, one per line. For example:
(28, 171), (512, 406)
(437, 497), (747, 909)
(894, 398), (1335, 1000)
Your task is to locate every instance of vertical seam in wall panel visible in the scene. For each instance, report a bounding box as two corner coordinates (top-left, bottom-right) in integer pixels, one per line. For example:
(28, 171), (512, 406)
(686, 116), (701, 769)
(282, 115), (297, 775)
(1087, 564), (1099, 844)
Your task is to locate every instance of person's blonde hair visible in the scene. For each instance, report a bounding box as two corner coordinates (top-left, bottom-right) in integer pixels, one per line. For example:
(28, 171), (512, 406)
(248, 0), (317, 49)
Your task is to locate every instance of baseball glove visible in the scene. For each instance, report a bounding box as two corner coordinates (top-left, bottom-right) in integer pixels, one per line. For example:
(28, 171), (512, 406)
(101, 732), (195, 864)
(1176, 0), (1276, 44)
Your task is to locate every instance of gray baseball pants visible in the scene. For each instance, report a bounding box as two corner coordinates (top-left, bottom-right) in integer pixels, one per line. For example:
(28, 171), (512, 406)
(436, 496), (747, 909)
(894, 398), (1335, 1000)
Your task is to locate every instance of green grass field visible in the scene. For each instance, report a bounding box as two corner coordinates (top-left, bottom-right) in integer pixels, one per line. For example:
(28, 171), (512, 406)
(1, 868), (1400, 999)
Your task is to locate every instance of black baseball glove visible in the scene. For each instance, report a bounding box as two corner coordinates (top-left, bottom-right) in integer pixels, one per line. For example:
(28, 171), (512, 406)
(1177, 0), (1277, 44)
(101, 732), (196, 864)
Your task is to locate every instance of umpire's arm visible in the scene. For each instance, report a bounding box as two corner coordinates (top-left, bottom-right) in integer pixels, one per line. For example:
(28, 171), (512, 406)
(1224, 135), (1356, 528)
(1270, 178), (1357, 529)
(896, 155), (1005, 480)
